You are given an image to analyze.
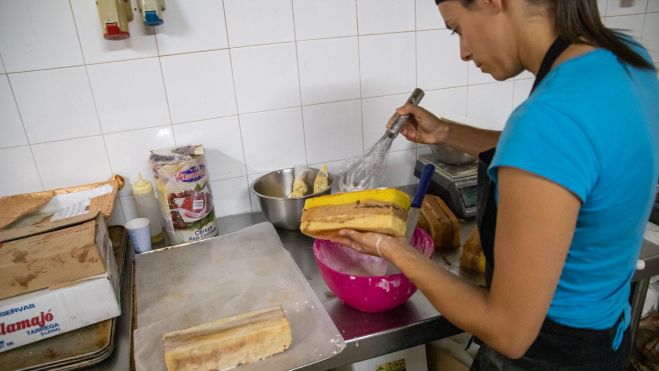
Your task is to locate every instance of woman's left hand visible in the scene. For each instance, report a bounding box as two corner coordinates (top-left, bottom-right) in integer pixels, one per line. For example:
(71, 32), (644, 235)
(331, 229), (409, 259)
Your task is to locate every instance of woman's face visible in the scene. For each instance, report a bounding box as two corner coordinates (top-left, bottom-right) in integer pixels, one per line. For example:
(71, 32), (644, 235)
(439, 0), (522, 80)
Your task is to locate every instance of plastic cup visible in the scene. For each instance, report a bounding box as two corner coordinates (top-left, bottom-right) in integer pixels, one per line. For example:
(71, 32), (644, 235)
(125, 218), (152, 253)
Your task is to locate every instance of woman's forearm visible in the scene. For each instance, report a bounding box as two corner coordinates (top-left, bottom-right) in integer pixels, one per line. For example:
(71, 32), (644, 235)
(440, 119), (501, 156)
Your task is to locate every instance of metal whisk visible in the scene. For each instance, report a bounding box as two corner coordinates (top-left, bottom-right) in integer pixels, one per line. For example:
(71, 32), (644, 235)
(338, 88), (425, 192)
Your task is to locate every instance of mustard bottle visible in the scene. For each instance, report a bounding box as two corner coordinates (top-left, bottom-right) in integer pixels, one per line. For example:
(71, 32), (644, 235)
(131, 173), (164, 243)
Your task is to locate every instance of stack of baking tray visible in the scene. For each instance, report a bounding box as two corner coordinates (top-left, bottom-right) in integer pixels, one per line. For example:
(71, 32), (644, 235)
(0, 226), (128, 371)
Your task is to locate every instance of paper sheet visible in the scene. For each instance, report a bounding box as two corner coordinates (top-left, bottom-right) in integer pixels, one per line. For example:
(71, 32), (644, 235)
(133, 222), (345, 370)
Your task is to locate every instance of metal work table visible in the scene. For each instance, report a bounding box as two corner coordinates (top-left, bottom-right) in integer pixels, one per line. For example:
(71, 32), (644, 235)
(90, 213), (659, 371)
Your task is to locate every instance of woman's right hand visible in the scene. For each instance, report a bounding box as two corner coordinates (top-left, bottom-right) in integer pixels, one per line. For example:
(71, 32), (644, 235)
(389, 103), (449, 145)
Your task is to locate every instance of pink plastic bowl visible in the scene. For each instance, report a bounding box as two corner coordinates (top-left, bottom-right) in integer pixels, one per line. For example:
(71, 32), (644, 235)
(313, 227), (435, 313)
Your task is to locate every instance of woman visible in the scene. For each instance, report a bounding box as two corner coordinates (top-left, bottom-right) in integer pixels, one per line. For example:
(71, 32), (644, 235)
(333, 0), (659, 369)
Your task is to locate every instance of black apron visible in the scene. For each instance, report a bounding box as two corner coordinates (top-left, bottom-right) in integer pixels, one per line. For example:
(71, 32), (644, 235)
(470, 37), (631, 370)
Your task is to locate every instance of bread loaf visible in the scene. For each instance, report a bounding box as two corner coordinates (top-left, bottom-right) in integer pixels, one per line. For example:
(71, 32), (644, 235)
(162, 306), (292, 371)
(417, 195), (461, 251)
(460, 228), (485, 273)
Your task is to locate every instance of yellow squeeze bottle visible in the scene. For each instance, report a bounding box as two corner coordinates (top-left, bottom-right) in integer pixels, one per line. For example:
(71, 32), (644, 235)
(132, 174), (164, 243)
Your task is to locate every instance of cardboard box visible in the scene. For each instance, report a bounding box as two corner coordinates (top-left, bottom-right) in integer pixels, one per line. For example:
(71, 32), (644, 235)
(0, 175), (122, 231)
(0, 213), (114, 300)
(349, 345), (427, 371)
(426, 337), (473, 371)
(0, 243), (120, 352)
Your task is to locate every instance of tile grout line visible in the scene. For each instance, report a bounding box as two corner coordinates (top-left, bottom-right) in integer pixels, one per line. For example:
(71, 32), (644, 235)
(0, 82), (507, 151)
(290, 0), (310, 169)
(356, 0), (366, 157)
(152, 23), (176, 150)
(2, 61), (46, 192)
(221, 0), (254, 212)
(68, 0), (115, 191)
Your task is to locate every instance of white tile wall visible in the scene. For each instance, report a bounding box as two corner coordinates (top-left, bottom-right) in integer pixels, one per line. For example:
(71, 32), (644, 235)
(362, 94), (416, 151)
(293, 0), (357, 40)
(173, 116), (246, 181)
(422, 87), (468, 117)
(231, 43), (300, 113)
(210, 177), (252, 217)
(0, 75), (27, 148)
(0, 0), (656, 218)
(10, 67), (100, 143)
(161, 50), (236, 123)
(649, 0), (659, 12)
(359, 33), (415, 97)
(607, 0), (648, 16)
(71, 0), (158, 64)
(513, 79), (534, 110)
(417, 30), (468, 90)
(643, 12), (659, 63)
(240, 107), (306, 174)
(155, 0), (229, 55)
(357, 0), (415, 35)
(605, 14), (646, 40)
(0, 0), (83, 72)
(0, 146), (42, 196)
(297, 37), (360, 105)
(32, 136), (112, 189)
(467, 81), (514, 130)
(224, 0), (295, 47)
(88, 58), (170, 133)
(302, 100), (363, 164)
(416, 0), (445, 30)
(104, 126), (175, 196)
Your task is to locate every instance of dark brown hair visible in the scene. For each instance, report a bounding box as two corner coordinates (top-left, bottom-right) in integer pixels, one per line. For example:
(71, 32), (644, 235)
(460, 0), (656, 71)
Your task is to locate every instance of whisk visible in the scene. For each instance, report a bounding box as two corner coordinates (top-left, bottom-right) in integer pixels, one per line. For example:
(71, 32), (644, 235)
(338, 88), (425, 192)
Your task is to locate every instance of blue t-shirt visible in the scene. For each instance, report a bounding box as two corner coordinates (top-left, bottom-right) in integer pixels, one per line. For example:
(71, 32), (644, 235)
(489, 47), (659, 349)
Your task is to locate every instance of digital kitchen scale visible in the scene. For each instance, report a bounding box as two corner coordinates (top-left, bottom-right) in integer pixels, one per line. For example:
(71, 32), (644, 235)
(414, 154), (478, 219)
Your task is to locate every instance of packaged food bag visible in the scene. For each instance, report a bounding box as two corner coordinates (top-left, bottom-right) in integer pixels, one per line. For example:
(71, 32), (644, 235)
(150, 145), (218, 244)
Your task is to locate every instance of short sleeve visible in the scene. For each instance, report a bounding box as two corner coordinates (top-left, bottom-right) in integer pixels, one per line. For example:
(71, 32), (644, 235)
(488, 102), (600, 203)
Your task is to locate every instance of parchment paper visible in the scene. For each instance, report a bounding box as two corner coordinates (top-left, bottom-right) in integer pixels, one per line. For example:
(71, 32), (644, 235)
(133, 222), (345, 370)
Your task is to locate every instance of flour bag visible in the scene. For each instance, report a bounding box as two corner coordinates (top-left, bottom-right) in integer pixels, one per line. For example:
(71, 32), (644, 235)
(150, 145), (218, 244)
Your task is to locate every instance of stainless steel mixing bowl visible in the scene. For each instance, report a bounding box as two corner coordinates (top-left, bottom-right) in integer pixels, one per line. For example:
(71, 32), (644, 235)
(430, 144), (476, 165)
(251, 167), (333, 230)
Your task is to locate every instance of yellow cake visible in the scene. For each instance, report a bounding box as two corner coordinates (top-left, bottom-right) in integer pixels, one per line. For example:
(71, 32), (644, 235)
(300, 188), (411, 239)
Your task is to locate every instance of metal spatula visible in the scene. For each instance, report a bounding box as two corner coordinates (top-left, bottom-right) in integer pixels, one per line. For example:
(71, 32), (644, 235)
(385, 163), (435, 274)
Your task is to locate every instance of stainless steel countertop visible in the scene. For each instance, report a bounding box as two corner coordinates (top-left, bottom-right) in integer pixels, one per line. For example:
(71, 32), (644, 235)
(89, 209), (659, 371)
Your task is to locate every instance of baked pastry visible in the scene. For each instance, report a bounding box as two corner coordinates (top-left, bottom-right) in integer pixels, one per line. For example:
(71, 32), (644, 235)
(460, 228), (486, 273)
(162, 306), (292, 371)
(417, 195), (461, 251)
(300, 188), (411, 239)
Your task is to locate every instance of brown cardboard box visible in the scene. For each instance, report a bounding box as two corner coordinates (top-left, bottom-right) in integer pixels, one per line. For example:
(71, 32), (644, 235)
(0, 212), (112, 300)
(426, 340), (471, 371)
(0, 175), (123, 231)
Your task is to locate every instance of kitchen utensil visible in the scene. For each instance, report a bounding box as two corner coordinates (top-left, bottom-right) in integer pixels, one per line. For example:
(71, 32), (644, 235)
(133, 222), (345, 371)
(338, 88), (425, 192)
(405, 163), (436, 242)
(251, 167), (333, 230)
(313, 227), (434, 313)
(381, 164), (435, 275)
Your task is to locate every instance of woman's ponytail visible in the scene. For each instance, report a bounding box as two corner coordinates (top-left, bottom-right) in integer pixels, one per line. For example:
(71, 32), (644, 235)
(553, 0), (654, 70)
